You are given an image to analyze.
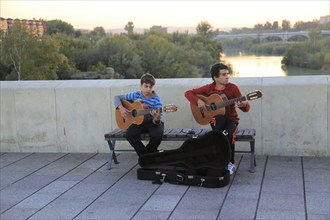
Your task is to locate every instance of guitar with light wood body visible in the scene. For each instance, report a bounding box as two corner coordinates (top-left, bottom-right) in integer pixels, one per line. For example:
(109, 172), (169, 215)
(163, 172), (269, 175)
(116, 99), (178, 130)
(190, 90), (262, 125)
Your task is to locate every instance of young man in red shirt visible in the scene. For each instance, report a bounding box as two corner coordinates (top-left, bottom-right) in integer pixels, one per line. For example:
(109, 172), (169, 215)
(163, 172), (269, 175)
(185, 63), (250, 174)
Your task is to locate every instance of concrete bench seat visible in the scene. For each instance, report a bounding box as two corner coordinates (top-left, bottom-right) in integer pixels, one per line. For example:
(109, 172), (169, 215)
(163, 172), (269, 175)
(104, 128), (256, 172)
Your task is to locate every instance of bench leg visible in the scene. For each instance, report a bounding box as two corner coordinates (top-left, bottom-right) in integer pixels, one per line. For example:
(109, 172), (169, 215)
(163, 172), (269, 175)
(107, 140), (119, 170)
(249, 139), (256, 173)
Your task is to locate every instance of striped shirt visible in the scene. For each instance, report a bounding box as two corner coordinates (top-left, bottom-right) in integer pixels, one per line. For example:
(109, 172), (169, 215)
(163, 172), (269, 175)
(114, 91), (162, 109)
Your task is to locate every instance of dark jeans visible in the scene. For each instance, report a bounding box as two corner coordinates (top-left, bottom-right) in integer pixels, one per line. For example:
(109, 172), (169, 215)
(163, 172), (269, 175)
(126, 119), (164, 157)
(210, 115), (238, 163)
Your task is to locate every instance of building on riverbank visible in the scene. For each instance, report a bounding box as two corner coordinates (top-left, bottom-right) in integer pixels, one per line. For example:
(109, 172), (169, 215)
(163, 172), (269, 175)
(320, 15), (330, 24)
(0, 17), (45, 37)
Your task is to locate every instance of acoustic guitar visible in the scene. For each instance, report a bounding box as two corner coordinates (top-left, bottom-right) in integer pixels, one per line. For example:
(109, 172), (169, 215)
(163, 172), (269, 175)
(116, 99), (178, 130)
(190, 90), (262, 125)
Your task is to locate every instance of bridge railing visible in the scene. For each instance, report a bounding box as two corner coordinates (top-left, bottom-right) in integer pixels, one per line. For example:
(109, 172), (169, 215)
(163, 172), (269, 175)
(216, 30), (330, 41)
(1, 75), (329, 156)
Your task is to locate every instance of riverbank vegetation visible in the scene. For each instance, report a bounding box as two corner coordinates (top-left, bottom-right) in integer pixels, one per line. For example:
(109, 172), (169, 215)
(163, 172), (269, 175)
(1, 18), (329, 80)
(221, 39), (293, 56)
(0, 21), (224, 80)
(219, 19), (330, 71)
(282, 30), (330, 70)
(221, 39), (329, 72)
(221, 36), (330, 71)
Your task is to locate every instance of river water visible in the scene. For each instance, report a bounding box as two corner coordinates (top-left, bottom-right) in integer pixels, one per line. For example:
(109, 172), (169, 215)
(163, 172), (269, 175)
(222, 55), (327, 77)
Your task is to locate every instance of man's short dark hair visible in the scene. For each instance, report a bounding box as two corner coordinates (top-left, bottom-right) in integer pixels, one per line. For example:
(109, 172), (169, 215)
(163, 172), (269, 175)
(140, 73), (156, 86)
(210, 63), (229, 79)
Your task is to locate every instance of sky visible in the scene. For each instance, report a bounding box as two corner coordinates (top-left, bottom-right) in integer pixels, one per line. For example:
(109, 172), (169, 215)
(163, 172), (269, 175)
(1, 0), (329, 31)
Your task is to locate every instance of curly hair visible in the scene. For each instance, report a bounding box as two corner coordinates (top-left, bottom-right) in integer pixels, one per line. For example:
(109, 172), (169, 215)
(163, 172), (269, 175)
(210, 63), (229, 79)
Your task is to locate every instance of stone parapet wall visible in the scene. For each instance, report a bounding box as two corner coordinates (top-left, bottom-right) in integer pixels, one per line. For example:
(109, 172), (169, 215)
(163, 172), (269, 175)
(1, 75), (329, 156)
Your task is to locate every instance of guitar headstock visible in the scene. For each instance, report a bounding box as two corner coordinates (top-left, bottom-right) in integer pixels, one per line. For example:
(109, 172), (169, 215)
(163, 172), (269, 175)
(163, 104), (178, 113)
(246, 90), (262, 100)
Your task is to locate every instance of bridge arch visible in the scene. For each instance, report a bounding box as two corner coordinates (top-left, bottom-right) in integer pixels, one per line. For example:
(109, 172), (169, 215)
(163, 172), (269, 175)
(287, 35), (309, 41)
(260, 35), (283, 41)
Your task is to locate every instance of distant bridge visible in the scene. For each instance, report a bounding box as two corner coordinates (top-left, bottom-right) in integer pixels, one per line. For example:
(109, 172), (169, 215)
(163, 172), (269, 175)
(216, 30), (330, 41)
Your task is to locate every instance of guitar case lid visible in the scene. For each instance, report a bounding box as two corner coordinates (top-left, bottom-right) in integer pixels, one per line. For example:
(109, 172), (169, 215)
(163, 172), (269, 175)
(138, 130), (231, 170)
(137, 130), (231, 188)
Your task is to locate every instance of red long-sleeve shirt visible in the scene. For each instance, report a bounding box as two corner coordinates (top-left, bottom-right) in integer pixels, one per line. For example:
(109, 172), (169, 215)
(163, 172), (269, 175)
(185, 82), (250, 125)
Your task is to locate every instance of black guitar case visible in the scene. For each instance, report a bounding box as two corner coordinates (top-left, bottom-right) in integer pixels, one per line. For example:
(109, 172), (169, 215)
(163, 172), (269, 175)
(137, 130), (231, 188)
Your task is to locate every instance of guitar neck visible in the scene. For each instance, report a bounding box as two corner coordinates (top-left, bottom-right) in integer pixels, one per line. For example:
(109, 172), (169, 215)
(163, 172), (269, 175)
(215, 96), (247, 109)
(133, 108), (162, 117)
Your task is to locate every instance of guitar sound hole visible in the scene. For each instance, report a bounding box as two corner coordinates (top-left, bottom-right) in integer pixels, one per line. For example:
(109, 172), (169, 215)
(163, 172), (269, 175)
(131, 109), (137, 117)
(210, 103), (217, 111)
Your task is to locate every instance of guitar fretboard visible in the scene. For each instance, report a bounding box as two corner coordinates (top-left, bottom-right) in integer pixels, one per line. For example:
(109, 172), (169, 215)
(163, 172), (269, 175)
(215, 96), (247, 109)
(132, 108), (162, 117)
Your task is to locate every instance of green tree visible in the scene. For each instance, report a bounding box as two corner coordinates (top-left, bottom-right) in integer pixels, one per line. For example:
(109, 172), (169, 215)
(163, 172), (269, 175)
(52, 33), (94, 72)
(282, 38), (329, 70)
(138, 34), (170, 75)
(281, 20), (291, 31)
(171, 31), (189, 45)
(137, 34), (202, 78)
(45, 19), (75, 35)
(0, 23), (67, 80)
(91, 26), (106, 40)
(272, 21), (279, 30)
(196, 21), (213, 36)
(125, 21), (134, 35)
(264, 21), (272, 30)
(96, 35), (142, 78)
(149, 25), (168, 34)
(0, 23), (34, 80)
(23, 35), (67, 80)
(186, 34), (222, 76)
(0, 62), (11, 80)
(294, 19), (319, 31)
(254, 23), (264, 32)
(135, 32), (222, 78)
(309, 29), (322, 42)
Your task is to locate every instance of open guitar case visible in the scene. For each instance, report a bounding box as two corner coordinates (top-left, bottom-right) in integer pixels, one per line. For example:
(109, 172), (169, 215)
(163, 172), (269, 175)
(137, 130), (231, 188)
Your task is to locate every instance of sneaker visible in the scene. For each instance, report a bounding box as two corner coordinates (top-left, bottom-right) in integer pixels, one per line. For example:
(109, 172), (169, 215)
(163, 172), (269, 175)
(227, 162), (237, 175)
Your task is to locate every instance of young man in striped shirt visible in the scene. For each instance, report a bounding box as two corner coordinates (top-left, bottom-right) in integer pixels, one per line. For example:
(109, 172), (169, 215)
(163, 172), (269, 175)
(114, 73), (164, 156)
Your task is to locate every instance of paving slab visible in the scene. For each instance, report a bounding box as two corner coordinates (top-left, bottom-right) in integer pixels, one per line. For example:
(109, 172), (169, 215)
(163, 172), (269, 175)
(28, 153), (137, 220)
(0, 153), (33, 168)
(0, 153), (329, 220)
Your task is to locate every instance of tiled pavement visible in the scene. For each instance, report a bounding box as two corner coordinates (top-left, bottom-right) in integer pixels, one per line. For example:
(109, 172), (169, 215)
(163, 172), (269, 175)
(0, 152), (329, 220)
